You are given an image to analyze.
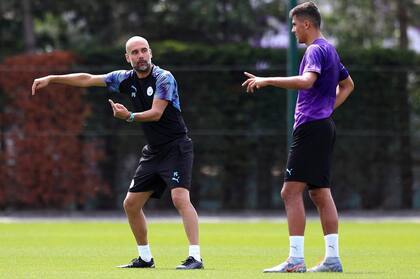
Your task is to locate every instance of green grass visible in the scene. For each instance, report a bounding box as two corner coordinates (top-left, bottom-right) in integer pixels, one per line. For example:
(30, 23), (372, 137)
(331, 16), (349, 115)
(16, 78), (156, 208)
(0, 220), (419, 278)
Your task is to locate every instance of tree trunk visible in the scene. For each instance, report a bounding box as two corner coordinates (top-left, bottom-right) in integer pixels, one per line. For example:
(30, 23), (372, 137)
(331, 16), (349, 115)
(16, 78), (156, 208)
(397, 0), (408, 49)
(22, 0), (36, 53)
(397, 0), (413, 208)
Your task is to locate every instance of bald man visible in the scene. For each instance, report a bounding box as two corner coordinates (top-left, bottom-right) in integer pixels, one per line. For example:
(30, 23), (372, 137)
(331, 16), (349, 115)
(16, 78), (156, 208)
(32, 36), (203, 270)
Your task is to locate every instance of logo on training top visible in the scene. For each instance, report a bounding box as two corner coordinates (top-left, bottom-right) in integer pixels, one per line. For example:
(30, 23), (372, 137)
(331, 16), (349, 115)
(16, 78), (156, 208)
(129, 179), (135, 189)
(147, 86), (154, 96)
(286, 168), (293, 176)
(130, 85), (137, 98)
(171, 171), (180, 183)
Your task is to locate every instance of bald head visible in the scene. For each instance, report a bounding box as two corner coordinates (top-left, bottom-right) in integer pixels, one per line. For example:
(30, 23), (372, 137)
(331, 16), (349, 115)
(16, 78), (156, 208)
(125, 36), (153, 75)
(125, 36), (150, 53)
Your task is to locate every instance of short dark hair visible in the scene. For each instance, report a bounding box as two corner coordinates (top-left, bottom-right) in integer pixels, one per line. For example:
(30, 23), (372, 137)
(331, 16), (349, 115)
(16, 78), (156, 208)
(289, 1), (321, 29)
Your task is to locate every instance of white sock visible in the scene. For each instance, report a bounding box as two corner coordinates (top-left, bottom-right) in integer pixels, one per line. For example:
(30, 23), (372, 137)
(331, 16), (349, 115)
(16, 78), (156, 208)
(189, 245), (201, 262)
(289, 236), (304, 258)
(324, 234), (339, 258)
(137, 244), (152, 262)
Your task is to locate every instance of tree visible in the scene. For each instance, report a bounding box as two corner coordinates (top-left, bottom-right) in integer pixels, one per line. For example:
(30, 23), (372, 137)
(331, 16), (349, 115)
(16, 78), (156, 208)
(22, 0), (36, 53)
(0, 51), (108, 209)
(323, 0), (418, 208)
(322, 0), (419, 49)
(1, 0), (288, 56)
(396, 0), (413, 208)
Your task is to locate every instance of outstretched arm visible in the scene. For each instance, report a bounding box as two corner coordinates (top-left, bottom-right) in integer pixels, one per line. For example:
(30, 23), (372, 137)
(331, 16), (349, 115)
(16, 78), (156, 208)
(334, 75), (354, 109)
(242, 71), (318, 93)
(108, 98), (169, 122)
(32, 73), (107, 95)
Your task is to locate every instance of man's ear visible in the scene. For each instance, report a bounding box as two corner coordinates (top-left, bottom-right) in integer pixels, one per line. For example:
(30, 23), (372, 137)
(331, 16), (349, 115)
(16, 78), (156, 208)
(125, 53), (130, 63)
(304, 20), (311, 29)
(150, 48), (153, 58)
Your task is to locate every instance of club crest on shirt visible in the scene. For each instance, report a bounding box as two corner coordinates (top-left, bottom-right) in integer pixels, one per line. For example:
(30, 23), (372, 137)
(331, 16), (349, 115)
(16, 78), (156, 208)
(147, 86), (154, 96)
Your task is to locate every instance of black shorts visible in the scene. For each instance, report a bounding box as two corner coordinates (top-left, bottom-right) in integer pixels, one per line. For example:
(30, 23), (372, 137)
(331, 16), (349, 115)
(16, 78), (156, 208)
(128, 136), (193, 199)
(284, 117), (336, 189)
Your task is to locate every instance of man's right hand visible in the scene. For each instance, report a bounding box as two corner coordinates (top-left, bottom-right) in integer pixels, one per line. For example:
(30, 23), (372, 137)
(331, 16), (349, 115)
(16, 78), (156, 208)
(32, 76), (51, 95)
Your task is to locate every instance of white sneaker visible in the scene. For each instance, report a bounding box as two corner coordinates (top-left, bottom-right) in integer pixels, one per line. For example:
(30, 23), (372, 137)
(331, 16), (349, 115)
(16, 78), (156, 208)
(308, 257), (343, 272)
(263, 257), (306, 273)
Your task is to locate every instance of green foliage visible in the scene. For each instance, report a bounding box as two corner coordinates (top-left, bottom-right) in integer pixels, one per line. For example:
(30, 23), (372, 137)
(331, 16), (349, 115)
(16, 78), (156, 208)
(74, 42), (419, 210)
(322, 0), (419, 49)
(1, 0), (418, 210)
(0, 0), (287, 57)
(332, 48), (417, 208)
(77, 42), (291, 210)
(323, 0), (394, 48)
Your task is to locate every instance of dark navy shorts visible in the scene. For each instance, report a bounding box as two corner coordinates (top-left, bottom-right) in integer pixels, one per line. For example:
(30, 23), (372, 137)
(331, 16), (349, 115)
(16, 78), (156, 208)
(284, 118), (336, 189)
(128, 137), (193, 199)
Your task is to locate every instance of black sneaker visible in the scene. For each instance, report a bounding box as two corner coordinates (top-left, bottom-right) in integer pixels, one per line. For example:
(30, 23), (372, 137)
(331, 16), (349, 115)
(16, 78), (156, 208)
(117, 257), (155, 268)
(176, 256), (204, 270)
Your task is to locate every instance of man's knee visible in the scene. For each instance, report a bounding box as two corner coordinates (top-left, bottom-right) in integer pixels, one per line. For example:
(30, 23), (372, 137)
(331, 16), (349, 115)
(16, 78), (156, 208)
(280, 187), (290, 201)
(123, 191), (152, 213)
(123, 197), (134, 211)
(171, 188), (190, 209)
(123, 196), (139, 213)
(309, 189), (320, 201)
(281, 182), (305, 201)
(309, 188), (332, 206)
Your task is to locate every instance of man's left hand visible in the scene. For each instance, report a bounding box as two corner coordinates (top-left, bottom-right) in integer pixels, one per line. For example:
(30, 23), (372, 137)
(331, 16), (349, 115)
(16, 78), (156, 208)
(108, 99), (130, 120)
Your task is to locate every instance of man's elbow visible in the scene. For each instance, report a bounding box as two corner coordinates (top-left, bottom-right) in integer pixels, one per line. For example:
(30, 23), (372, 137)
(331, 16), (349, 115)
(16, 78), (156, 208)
(346, 79), (355, 94)
(346, 76), (355, 91)
(151, 110), (163, 121)
(339, 77), (355, 94)
(350, 79), (355, 92)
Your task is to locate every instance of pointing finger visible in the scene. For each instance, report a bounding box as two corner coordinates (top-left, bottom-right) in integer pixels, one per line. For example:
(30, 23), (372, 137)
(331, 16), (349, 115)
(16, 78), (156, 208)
(244, 72), (256, 78)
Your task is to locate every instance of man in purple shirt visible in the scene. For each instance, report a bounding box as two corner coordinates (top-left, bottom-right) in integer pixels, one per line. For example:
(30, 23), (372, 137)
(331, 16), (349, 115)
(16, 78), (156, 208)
(242, 1), (354, 273)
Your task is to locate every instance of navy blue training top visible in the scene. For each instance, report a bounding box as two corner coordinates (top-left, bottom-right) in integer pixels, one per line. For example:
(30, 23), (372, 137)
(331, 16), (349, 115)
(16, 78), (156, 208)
(105, 65), (188, 146)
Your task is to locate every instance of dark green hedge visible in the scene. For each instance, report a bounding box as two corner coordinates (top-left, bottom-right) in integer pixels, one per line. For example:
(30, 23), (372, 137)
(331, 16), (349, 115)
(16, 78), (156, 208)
(77, 42), (418, 210)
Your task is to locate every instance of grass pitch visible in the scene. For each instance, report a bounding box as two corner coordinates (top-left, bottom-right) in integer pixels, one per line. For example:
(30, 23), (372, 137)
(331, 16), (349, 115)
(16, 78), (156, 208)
(0, 219), (419, 279)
